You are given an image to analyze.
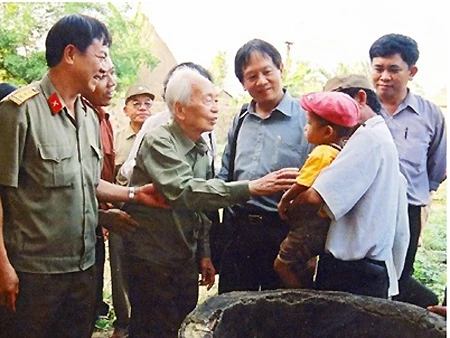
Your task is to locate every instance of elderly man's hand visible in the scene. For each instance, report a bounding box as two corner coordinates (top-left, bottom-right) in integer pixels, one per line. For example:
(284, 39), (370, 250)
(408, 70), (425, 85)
(99, 209), (139, 237)
(199, 258), (216, 291)
(0, 261), (19, 312)
(249, 167), (298, 197)
(135, 184), (170, 209)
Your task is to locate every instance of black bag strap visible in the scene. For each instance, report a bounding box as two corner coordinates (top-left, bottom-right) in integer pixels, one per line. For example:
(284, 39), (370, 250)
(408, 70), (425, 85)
(228, 103), (249, 181)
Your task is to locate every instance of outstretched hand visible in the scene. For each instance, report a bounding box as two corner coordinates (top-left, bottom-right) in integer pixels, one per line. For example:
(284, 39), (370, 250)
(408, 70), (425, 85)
(249, 167), (298, 197)
(135, 184), (170, 209)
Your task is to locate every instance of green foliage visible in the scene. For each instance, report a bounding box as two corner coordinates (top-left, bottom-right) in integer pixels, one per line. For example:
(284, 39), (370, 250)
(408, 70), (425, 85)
(208, 51), (228, 89)
(93, 291), (114, 335)
(94, 317), (113, 331)
(230, 92), (252, 108)
(282, 59), (327, 97)
(414, 183), (447, 302)
(104, 3), (159, 92)
(0, 2), (158, 91)
(415, 250), (447, 301)
(0, 2), (52, 85)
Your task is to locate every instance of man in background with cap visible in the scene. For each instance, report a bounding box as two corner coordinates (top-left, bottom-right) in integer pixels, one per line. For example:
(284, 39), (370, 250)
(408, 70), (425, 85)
(107, 83), (154, 337)
(284, 74), (409, 299)
(114, 83), (154, 182)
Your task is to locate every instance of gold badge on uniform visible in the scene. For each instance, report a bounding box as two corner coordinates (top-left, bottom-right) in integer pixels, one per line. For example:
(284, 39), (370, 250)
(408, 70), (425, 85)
(9, 87), (39, 105)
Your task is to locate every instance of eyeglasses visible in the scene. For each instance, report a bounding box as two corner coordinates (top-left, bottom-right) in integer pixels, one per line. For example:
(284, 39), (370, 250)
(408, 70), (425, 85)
(129, 101), (153, 109)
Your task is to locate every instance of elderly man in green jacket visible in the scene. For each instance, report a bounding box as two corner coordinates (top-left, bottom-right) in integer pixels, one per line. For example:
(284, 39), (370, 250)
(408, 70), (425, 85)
(123, 66), (297, 337)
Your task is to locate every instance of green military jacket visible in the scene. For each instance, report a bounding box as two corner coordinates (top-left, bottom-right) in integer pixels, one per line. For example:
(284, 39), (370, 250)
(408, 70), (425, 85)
(124, 121), (250, 268)
(0, 74), (101, 273)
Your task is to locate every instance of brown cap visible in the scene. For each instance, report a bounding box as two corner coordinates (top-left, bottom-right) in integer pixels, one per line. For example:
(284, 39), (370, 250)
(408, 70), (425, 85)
(125, 84), (155, 102)
(324, 74), (374, 92)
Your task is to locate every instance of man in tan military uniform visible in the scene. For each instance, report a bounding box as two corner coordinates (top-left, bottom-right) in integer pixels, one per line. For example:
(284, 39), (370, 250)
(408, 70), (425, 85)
(114, 83), (154, 181)
(0, 15), (155, 338)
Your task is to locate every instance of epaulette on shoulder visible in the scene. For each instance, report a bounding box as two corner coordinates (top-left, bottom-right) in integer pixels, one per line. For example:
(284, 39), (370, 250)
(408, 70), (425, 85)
(9, 87), (39, 106)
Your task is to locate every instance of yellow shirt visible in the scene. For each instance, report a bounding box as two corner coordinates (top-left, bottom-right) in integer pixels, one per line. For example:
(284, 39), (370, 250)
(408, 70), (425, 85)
(296, 144), (340, 187)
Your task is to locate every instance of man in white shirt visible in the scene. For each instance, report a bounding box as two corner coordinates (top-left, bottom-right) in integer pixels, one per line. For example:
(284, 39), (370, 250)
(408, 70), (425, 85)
(283, 74), (409, 298)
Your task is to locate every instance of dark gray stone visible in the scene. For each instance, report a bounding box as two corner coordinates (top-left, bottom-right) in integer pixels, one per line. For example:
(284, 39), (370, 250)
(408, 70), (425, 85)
(180, 290), (446, 338)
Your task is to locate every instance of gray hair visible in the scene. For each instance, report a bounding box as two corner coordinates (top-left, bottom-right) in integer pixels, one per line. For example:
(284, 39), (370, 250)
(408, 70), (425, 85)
(165, 66), (203, 115)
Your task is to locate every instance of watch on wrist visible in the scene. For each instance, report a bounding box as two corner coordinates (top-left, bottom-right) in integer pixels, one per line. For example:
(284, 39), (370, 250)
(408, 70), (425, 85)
(129, 186), (135, 201)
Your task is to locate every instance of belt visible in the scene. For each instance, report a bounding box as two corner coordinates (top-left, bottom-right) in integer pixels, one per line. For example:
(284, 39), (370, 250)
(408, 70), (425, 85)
(365, 258), (386, 267)
(322, 253), (385, 267)
(232, 207), (282, 226)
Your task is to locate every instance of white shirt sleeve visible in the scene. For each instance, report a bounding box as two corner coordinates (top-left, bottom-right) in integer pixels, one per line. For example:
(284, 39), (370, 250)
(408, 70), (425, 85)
(120, 110), (172, 180)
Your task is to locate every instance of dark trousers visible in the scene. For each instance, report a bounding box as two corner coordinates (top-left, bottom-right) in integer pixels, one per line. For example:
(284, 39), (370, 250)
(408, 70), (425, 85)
(393, 205), (438, 307)
(0, 267), (96, 338)
(218, 209), (289, 294)
(315, 254), (389, 299)
(127, 257), (198, 338)
(109, 232), (130, 330)
(94, 229), (108, 316)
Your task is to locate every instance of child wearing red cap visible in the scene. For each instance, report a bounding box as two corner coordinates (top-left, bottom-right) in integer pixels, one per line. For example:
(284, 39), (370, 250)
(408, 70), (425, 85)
(275, 91), (360, 288)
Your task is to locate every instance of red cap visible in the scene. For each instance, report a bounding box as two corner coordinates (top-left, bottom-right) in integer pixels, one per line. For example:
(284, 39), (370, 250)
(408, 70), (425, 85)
(300, 91), (359, 127)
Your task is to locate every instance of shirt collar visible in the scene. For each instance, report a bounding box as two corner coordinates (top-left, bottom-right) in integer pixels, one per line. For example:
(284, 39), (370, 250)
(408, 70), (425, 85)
(40, 74), (88, 118)
(381, 89), (420, 116)
(39, 74), (66, 115)
(169, 121), (208, 156)
(95, 106), (109, 121)
(248, 88), (293, 117)
(363, 115), (384, 128)
(400, 89), (421, 115)
(80, 97), (109, 121)
(124, 124), (136, 140)
(195, 138), (209, 155)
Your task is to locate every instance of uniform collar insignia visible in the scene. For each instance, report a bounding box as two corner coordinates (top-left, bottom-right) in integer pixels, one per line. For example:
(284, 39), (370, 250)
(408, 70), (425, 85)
(48, 92), (63, 115)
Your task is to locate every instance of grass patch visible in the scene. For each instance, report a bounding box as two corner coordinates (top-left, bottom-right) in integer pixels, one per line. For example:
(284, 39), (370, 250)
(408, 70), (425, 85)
(414, 182), (447, 302)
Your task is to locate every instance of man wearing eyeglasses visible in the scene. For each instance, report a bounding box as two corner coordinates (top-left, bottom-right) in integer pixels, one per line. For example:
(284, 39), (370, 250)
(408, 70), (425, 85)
(114, 84), (154, 179)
